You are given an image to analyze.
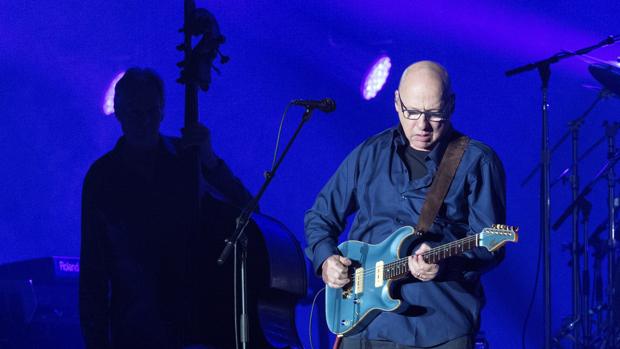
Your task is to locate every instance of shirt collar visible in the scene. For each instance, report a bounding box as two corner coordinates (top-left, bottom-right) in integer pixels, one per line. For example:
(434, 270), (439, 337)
(392, 124), (456, 166)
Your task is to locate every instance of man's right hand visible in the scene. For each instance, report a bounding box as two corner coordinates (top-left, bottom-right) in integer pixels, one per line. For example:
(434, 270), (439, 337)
(321, 255), (352, 288)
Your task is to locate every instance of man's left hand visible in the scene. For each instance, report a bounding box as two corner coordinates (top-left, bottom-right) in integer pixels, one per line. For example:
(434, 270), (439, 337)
(408, 243), (440, 281)
(181, 122), (219, 169)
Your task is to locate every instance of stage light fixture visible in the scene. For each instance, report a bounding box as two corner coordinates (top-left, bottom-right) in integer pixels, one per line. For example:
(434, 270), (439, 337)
(361, 55), (391, 100)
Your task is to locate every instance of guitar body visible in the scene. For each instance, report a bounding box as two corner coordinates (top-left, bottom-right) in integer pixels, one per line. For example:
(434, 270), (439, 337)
(325, 224), (518, 336)
(325, 226), (416, 335)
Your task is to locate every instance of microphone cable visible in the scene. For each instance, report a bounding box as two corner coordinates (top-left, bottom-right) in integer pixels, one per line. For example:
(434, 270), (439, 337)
(270, 103), (293, 173)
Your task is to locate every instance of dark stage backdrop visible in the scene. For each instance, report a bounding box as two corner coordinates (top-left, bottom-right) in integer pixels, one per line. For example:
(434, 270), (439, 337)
(1, 1), (619, 348)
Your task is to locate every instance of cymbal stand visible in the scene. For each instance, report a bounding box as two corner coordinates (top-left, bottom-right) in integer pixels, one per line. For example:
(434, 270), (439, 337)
(550, 93), (604, 349)
(581, 198), (593, 348)
(590, 227), (607, 347)
(569, 98), (594, 349)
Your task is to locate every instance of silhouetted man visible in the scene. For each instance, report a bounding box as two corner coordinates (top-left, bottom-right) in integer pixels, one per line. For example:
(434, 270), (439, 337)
(79, 67), (252, 348)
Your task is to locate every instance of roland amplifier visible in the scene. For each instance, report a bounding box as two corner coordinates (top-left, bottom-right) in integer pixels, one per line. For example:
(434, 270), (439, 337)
(0, 256), (82, 348)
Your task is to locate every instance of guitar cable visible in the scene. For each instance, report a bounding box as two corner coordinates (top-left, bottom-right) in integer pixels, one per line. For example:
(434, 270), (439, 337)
(521, 225), (543, 349)
(309, 287), (326, 349)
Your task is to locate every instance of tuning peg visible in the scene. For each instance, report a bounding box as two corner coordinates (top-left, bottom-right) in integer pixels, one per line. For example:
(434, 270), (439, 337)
(217, 49), (230, 64)
(176, 43), (186, 51)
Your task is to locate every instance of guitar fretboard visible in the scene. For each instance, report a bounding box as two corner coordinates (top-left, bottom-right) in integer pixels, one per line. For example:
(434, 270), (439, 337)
(382, 234), (479, 280)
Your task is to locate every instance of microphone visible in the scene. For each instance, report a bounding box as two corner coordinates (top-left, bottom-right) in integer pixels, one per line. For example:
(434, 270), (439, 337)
(291, 98), (336, 113)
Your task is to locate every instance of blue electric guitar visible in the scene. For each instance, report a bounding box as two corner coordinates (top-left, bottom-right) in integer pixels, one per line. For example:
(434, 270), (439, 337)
(325, 224), (519, 335)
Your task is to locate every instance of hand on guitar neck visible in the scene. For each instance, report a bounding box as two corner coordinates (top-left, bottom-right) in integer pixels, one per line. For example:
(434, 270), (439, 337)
(408, 243), (440, 282)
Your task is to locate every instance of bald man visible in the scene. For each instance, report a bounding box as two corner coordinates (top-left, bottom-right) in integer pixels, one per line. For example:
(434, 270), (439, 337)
(305, 61), (506, 348)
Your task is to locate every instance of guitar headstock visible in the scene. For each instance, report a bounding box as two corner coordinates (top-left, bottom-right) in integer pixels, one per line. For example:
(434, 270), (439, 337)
(479, 224), (519, 252)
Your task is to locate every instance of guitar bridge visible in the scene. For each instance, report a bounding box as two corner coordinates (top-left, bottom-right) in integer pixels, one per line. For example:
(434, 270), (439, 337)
(342, 284), (352, 299)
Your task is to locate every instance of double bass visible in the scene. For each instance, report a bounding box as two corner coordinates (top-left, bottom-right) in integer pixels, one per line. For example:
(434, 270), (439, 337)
(177, 2), (307, 348)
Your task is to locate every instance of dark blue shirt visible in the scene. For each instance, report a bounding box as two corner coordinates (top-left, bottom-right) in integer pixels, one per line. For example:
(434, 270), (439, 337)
(304, 126), (506, 347)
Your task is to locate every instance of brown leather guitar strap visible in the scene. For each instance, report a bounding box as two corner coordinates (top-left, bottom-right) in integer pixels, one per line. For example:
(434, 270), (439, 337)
(415, 133), (470, 233)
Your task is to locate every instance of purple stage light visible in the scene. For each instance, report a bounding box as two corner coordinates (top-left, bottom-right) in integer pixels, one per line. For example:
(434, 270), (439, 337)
(102, 72), (125, 115)
(362, 55), (391, 100)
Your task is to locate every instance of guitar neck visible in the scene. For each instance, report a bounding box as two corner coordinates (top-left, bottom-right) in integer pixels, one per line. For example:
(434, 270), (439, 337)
(384, 234), (479, 280)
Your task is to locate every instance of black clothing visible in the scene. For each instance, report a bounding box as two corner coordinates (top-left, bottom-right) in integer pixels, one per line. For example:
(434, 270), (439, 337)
(401, 146), (429, 181)
(79, 135), (253, 348)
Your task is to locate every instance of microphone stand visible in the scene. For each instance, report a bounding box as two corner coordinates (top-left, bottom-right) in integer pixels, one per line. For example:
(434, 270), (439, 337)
(506, 34), (619, 349)
(217, 106), (318, 349)
(604, 121), (618, 349)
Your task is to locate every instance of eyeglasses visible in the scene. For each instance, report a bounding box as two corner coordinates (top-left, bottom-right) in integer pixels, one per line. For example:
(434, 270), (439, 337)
(397, 91), (451, 122)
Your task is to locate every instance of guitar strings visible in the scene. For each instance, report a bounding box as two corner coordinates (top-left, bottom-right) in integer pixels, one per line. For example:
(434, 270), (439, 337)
(345, 229), (512, 283)
(350, 235), (476, 281)
(379, 234), (478, 278)
(348, 234), (479, 280)
(351, 228), (513, 280)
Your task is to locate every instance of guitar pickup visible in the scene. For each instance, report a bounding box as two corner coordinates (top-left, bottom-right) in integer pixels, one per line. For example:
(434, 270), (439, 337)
(354, 267), (364, 294)
(375, 261), (384, 287)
